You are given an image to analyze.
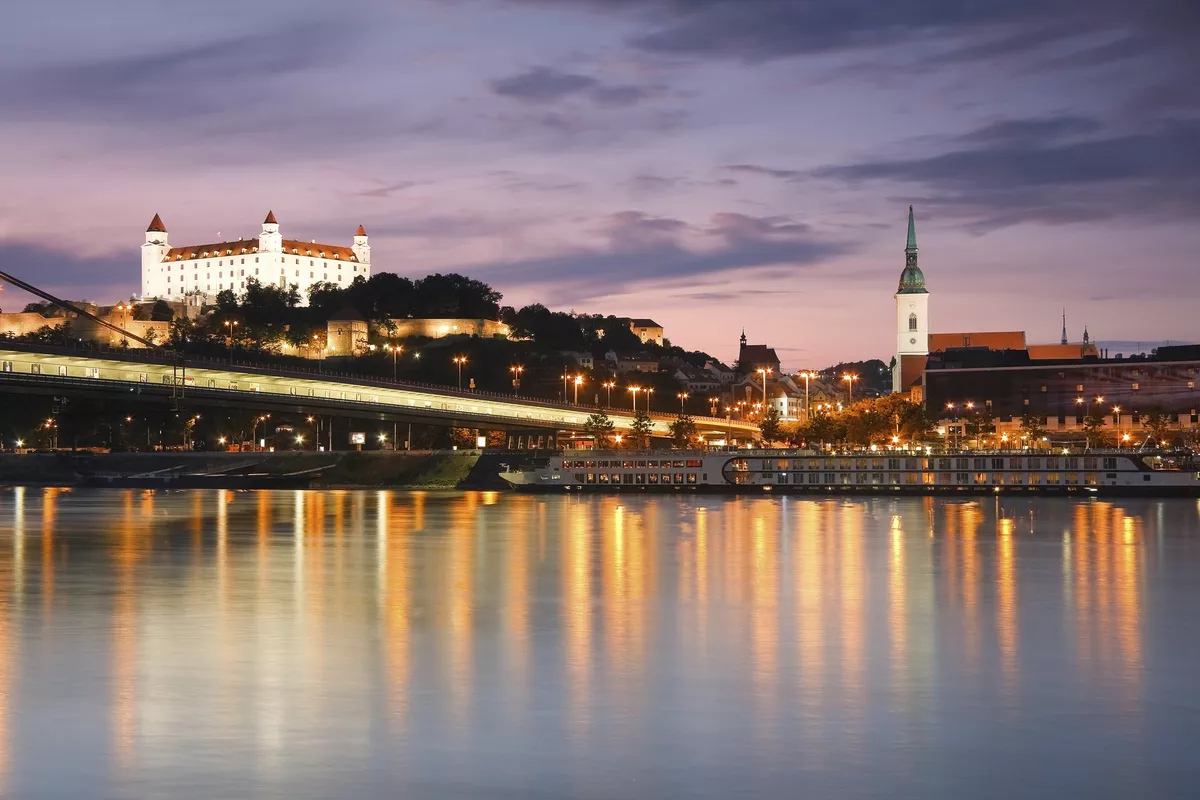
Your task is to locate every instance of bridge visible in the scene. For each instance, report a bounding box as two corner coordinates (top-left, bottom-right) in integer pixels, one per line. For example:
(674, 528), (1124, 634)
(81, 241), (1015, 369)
(0, 341), (761, 442)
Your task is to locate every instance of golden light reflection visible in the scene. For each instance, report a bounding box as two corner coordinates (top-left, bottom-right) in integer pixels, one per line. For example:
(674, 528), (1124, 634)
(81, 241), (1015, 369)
(795, 500), (826, 764)
(750, 506), (780, 746)
(447, 495), (474, 728)
(889, 515), (907, 700)
(565, 502), (593, 739)
(840, 503), (865, 726)
(996, 517), (1018, 696)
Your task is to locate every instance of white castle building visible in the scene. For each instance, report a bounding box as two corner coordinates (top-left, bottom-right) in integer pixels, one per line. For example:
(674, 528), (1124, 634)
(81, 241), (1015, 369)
(140, 211), (371, 305)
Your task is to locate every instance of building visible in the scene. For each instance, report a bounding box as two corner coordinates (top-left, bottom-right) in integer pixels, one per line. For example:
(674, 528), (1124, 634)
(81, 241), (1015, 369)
(672, 364), (722, 393)
(892, 205), (930, 392)
(561, 351), (595, 370)
(381, 318), (509, 340)
(326, 307), (369, 356)
(891, 207), (1100, 394)
(0, 304), (170, 348)
(627, 318), (664, 346)
(141, 211), (371, 305)
(924, 345), (1200, 436)
(736, 330), (781, 376)
(606, 351), (660, 374)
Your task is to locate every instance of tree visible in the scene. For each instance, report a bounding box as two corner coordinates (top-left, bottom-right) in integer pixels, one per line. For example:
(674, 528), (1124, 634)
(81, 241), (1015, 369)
(449, 427), (476, 449)
(1019, 412), (1046, 447)
(1081, 412), (1107, 448)
(629, 411), (654, 450)
(758, 404), (782, 445)
(215, 289), (239, 314)
(1142, 409), (1173, 446)
(584, 411), (615, 449)
(150, 299), (174, 322)
(669, 413), (697, 449)
(964, 408), (994, 446)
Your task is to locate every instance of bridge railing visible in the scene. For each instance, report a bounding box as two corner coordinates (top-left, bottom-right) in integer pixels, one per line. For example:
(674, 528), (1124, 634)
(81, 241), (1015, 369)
(0, 339), (752, 429)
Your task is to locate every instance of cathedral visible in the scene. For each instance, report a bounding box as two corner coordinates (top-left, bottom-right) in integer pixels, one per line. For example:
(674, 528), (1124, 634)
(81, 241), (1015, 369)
(891, 206), (1098, 396)
(140, 211), (371, 305)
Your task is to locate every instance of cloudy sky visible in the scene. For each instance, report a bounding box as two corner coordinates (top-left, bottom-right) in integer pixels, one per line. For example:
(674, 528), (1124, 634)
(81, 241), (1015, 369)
(1, 0), (1197, 367)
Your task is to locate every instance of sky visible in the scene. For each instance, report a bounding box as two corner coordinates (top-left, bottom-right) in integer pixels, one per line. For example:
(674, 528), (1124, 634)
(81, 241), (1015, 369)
(0, 0), (1197, 368)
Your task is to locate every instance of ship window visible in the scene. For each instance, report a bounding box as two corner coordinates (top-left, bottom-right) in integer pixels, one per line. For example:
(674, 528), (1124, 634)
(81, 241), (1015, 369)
(688, 473), (697, 484)
(648, 474), (659, 484)
(635, 473), (646, 484)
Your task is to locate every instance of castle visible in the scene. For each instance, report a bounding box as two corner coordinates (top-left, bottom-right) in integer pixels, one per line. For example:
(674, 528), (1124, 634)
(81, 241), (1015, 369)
(140, 211), (371, 305)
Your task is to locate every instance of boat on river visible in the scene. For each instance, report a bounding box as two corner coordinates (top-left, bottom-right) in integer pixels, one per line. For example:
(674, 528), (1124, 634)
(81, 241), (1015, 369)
(500, 449), (1200, 496)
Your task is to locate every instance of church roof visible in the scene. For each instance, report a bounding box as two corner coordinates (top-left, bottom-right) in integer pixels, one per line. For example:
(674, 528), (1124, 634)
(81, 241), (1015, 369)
(897, 204), (927, 294)
(264, 210), (278, 225)
(739, 344), (781, 367)
(162, 238), (359, 262)
(146, 213), (167, 233)
(355, 224), (367, 236)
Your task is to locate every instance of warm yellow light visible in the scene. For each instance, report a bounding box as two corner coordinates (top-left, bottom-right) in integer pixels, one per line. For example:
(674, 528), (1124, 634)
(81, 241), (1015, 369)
(295, 435), (304, 444)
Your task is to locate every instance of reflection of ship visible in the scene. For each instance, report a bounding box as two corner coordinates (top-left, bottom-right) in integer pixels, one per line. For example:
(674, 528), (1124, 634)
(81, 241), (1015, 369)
(501, 449), (1200, 495)
(73, 462), (325, 489)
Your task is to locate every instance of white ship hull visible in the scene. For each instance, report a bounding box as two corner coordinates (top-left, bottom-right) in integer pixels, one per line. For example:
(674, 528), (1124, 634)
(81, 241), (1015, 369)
(501, 449), (1200, 496)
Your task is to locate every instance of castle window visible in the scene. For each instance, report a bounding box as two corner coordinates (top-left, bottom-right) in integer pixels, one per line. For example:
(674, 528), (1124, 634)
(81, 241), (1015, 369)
(908, 313), (917, 331)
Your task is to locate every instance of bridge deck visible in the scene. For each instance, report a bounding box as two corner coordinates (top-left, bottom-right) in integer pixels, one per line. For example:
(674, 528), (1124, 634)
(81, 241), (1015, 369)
(0, 342), (760, 436)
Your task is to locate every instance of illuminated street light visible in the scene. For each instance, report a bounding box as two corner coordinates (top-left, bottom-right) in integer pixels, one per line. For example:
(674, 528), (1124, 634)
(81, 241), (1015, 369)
(573, 374), (584, 405)
(628, 385), (642, 414)
(224, 319), (239, 363)
(755, 367), (772, 404)
(677, 392), (689, 413)
(603, 380), (616, 407)
(842, 373), (858, 404)
(384, 343), (403, 380)
(510, 365), (524, 395)
(452, 355), (467, 389)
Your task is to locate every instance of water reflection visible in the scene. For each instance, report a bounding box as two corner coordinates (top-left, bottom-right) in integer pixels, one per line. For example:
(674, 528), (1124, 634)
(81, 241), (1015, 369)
(0, 489), (1193, 798)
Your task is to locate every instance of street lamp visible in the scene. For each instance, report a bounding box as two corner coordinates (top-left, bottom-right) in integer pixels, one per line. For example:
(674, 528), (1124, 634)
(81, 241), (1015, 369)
(453, 355), (467, 390)
(1112, 405), (1121, 431)
(798, 371), (816, 421)
(645, 387), (654, 412)
(842, 373), (858, 404)
(385, 343), (403, 381)
(510, 365), (524, 395)
(225, 319), (239, 363)
(709, 395), (719, 416)
(603, 380), (616, 407)
(573, 374), (584, 405)
(628, 386), (642, 413)
(755, 367), (772, 404)
(677, 392), (689, 414)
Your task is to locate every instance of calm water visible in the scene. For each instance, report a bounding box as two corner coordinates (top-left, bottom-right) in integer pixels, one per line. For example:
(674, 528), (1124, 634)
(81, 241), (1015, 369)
(0, 489), (1197, 798)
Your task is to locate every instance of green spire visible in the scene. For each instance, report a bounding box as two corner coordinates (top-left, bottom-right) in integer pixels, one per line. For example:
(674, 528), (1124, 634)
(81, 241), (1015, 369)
(906, 204), (917, 251)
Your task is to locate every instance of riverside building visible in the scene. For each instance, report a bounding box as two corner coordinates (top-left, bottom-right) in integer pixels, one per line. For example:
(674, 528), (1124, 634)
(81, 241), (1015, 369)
(140, 211), (371, 305)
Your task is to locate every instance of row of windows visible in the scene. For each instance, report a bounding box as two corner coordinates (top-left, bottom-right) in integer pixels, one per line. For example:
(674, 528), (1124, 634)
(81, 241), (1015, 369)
(738, 456), (1125, 471)
(579, 473), (701, 485)
(170, 249), (359, 262)
(757, 471), (1127, 486)
(564, 459), (703, 469)
(165, 259), (361, 272)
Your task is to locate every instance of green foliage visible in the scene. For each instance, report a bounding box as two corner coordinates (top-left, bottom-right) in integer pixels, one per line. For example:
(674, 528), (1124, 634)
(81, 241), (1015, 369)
(1019, 412), (1046, 444)
(669, 413), (698, 448)
(1141, 409), (1172, 445)
(150, 299), (175, 322)
(448, 427), (476, 449)
(758, 404), (782, 444)
(1081, 412), (1107, 447)
(584, 411), (615, 449)
(629, 411), (654, 450)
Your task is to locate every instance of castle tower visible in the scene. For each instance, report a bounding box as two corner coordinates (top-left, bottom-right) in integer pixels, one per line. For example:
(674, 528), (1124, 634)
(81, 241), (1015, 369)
(259, 209), (282, 253)
(141, 213), (169, 298)
(352, 223), (370, 267)
(893, 205), (929, 393)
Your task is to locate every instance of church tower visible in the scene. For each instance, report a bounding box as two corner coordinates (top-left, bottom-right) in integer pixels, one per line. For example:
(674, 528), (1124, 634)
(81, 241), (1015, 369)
(141, 213), (169, 299)
(893, 205), (929, 393)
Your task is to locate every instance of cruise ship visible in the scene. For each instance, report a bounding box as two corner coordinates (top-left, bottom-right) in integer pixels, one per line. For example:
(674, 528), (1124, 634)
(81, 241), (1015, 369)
(500, 449), (1200, 496)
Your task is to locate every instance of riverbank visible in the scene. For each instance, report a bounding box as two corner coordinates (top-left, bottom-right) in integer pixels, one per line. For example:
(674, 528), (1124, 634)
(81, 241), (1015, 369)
(0, 451), (508, 489)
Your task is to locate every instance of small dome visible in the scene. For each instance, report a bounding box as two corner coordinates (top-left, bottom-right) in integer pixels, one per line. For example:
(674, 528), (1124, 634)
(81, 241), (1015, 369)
(897, 265), (927, 294)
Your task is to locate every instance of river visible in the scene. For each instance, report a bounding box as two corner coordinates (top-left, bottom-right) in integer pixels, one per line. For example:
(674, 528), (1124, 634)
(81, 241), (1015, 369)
(0, 488), (1196, 798)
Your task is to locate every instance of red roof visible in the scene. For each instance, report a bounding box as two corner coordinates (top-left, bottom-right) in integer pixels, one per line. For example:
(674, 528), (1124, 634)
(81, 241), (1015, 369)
(162, 238), (358, 262)
(146, 213), (167, 233)
(263, 210), (278, 225)
(355, 224), (367, 236)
